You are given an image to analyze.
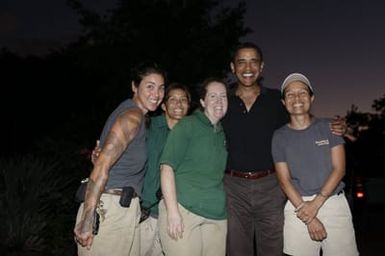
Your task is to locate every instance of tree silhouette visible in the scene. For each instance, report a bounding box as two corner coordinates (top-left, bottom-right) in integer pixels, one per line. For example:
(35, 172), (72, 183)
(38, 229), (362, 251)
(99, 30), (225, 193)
(2, 1), (250, 155)
(0, 3), (251, 254)
(345, 94), (385, 177)
(66, 0), (249, 98)
(56, 0), (250, 148)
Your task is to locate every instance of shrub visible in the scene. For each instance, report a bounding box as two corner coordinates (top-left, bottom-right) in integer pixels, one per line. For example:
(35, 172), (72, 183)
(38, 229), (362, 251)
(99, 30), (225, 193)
(0, 155), (73, 255)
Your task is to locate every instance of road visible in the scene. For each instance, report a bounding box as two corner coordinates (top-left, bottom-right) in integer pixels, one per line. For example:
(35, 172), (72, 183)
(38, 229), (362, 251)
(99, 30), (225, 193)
(354, 204), (385, 255)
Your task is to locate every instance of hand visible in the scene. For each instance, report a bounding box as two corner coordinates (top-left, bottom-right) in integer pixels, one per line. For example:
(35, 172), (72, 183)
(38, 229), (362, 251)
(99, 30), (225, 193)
(295, 199), (321, 224)
(167, 209), (184, 240)
(91, 140), (101, 165)
(306, 217), (327, 241)
(74, 218), (94, 249)
(344, 127), (358, 142)
(329, 116), (347, 136)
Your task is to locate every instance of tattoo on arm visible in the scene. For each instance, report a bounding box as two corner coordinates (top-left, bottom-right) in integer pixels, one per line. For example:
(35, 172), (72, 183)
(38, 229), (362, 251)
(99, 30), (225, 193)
(103, 130), (127, 163)
(84, 178), (104, 209)
(80, 179), (105, 234)
(80, 110), (142, 231)
(80, 207), (95, 234)
(102, 111), (141, 165)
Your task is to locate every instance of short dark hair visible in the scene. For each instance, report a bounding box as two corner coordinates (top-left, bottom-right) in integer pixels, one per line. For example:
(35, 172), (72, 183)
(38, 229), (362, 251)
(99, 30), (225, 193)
(130, 60), (167, 88)
(164, 82), (191, 103)
(231, 42), (264, 63)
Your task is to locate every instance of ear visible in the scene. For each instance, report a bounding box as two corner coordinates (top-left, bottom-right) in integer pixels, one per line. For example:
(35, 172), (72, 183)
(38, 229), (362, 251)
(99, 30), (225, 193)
(260, 61), (265, 72)
(161, 102), (166, 112)
(131, 82), (137, 94)
(310, 95), (315, 103)
(281, 98), (286, 106)
(200, 99), (205, 108)
(230, 62), (235, 73)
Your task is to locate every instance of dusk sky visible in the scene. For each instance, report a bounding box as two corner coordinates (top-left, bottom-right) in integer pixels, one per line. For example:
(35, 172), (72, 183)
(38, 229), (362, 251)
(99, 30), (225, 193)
(1, 0), (384, 117)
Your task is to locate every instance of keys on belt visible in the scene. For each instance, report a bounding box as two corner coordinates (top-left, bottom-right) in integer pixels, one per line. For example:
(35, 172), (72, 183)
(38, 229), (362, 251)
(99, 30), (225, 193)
(225, 169), (275, 179)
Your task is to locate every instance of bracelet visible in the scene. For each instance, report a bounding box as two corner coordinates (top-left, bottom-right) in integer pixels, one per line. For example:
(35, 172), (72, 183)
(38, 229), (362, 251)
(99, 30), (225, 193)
(318, 192), (328, 198)
(295, 202), (305, 211)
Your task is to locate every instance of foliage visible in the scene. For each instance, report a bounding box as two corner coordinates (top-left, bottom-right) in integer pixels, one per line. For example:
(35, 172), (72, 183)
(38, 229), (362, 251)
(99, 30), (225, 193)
(2, 1), (250, 154)
(66, 0), (250, 100)
(0, 147), (91, 255)
(345, 95), (385, 177)
(1, 2), (250, 254)
(0, 155), (68, 254)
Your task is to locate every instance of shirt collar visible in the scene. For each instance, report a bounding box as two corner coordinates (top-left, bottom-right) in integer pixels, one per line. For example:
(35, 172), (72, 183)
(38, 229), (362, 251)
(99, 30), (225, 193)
(229, 84), (267, 98)
(152, 114), (169, 129)
(194, 110), (223, 132)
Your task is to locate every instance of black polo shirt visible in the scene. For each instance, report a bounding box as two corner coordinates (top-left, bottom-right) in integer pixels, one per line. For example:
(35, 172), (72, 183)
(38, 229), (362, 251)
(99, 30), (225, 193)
(222, 86), (288, 171)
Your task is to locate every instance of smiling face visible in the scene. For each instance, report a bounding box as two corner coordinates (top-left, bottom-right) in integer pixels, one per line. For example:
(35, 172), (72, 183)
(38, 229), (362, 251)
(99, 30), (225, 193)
(282, 81), (314, 116)
(230, 47), (264, 87)
(162, 88), (190, 125)
(132, 73), (165, 114)
(200, 81), (228, 125)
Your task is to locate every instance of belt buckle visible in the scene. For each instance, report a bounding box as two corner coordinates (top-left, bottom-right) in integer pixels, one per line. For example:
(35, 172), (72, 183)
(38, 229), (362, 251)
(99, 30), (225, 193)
(246, 172), (254, 179)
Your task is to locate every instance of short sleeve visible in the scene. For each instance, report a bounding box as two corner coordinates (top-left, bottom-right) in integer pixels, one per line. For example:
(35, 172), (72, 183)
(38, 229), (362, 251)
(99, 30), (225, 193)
(271, 129), (287, 163)
(322, 118), (345, 148)
(159, 118), (191, 172)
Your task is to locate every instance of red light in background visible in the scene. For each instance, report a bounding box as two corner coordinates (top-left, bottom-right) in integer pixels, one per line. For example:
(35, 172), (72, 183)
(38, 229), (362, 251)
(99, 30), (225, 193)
(356, 191), (365, 199)
(355, 176), (365, 199)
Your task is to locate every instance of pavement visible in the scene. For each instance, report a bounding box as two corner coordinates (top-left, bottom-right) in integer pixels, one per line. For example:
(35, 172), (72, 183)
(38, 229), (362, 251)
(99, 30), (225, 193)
(354, 204), (385, 255)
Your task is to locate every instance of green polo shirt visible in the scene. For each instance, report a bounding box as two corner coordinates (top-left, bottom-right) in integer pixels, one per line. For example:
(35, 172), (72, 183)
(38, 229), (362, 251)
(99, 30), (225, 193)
(160, 110), (228, 220)
(141, 114), (169, 217)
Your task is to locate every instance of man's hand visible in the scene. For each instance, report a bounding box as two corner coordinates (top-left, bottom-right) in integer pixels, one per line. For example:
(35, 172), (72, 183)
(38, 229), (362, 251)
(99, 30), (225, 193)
(329, 116), (347, 136)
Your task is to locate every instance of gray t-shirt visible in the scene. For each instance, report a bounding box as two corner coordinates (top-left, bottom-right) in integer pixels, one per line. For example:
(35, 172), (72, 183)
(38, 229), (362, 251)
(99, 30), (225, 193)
(100, 99), (147, 195)
(272, 118), (345, 196)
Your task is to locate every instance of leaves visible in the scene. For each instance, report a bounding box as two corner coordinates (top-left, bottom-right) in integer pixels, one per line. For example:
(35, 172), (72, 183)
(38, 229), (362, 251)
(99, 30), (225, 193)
(0, 155), (73, 253)
(346, 95), (385, 177)
(66, 0), (249, 85)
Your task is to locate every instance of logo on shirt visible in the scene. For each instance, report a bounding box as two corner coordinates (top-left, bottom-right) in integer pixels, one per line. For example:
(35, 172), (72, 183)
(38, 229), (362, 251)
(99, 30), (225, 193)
(315, 139), (329, 146)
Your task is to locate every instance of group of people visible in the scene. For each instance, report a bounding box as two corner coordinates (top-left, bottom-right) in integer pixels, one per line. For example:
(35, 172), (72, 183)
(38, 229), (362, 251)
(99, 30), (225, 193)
(74, 42), (359, 256)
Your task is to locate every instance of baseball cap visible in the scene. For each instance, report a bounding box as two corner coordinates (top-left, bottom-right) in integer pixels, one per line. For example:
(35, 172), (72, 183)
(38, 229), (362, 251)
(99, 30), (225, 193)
(281, 73), (313, 95)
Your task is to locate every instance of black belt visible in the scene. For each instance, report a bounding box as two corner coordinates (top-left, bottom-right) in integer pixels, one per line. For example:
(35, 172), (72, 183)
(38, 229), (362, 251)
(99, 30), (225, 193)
(225, 169), (275, 180)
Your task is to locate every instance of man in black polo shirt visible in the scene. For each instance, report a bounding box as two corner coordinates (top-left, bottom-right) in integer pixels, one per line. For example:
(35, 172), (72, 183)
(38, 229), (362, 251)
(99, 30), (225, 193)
(222, 42), (346, 256)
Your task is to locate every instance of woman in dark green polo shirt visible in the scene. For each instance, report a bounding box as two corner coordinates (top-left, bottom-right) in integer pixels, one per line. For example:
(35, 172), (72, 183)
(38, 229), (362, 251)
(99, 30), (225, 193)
(159, 77), (228, 256)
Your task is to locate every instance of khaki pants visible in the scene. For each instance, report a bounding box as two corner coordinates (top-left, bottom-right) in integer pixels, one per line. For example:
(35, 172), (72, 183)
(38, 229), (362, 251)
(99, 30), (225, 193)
(158, 200), (227, 256)
(76, 194), (141, 256)
(284, 192), (359, 256)
(140, 216), (163, 256)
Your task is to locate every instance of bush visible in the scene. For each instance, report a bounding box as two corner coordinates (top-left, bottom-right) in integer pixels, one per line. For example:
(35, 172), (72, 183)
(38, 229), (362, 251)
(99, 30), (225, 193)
(0, 154), (77, 255)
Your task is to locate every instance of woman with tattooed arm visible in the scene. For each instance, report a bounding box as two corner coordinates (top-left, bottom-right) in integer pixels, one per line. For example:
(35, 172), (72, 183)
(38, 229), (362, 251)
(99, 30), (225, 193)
(73, 61), (166, 256)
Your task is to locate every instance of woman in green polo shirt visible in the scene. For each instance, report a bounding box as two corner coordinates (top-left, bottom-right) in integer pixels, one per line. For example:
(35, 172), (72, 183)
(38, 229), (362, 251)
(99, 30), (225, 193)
(158, 77), (228, 256)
